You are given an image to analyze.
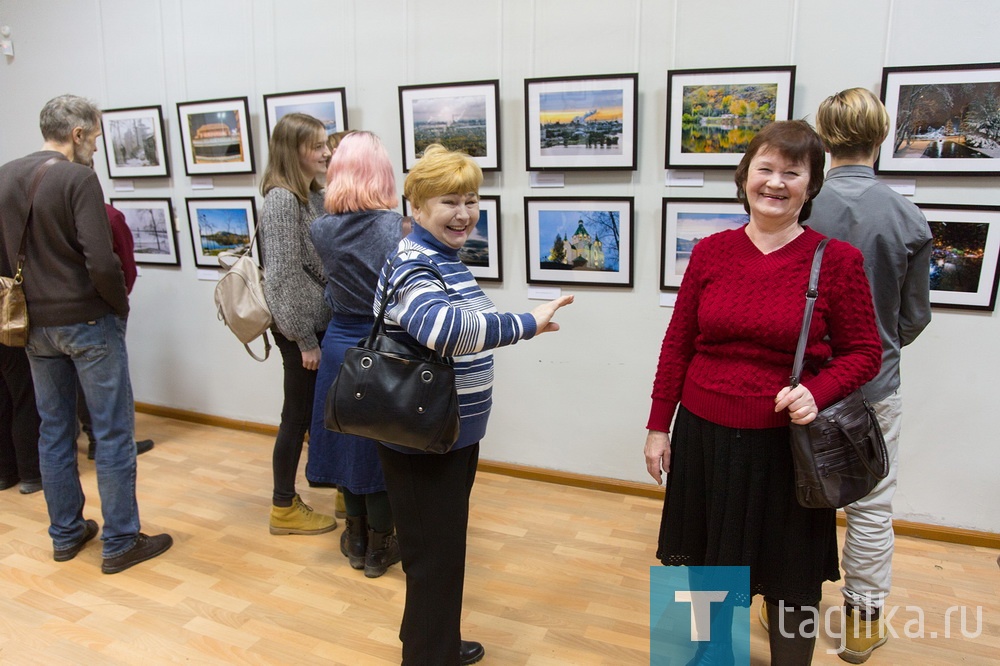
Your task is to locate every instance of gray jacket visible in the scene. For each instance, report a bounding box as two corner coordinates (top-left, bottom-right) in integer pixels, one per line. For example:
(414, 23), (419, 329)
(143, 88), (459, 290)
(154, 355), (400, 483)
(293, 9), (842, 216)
(808, 165), (932, 401)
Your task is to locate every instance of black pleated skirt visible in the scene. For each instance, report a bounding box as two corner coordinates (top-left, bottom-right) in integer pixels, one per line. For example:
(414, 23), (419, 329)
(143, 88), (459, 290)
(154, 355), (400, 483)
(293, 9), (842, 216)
(657, 406), (839, 606)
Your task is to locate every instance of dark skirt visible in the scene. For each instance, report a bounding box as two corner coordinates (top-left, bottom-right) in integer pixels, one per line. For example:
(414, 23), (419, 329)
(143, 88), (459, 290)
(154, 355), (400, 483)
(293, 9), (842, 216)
(305, 314), (387, 495)
(657, 406), (839, 606)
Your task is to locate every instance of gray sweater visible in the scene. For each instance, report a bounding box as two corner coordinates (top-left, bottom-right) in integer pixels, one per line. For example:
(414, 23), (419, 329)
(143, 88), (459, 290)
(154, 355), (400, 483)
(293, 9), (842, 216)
(259, 188), (330, 351)
(808, 165), (932, 402)
(0, 150), (128, 326)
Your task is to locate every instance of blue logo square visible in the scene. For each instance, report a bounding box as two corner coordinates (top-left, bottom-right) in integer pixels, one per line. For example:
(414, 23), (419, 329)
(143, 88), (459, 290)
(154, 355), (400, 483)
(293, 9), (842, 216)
(650, 566), (751, 665)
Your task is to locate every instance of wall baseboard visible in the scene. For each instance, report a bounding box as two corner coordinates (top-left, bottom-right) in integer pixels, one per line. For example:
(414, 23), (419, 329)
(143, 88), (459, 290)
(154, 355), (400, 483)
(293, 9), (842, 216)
(136, 402), (1000, 550)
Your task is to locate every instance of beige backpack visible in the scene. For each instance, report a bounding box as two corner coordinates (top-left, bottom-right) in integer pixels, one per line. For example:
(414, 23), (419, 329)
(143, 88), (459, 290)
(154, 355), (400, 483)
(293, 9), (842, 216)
(214, 237), (272, 361)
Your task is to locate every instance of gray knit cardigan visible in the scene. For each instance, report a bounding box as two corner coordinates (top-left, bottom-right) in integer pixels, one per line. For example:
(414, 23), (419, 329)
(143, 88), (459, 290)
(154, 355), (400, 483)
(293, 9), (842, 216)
(259, 187), (331, 351)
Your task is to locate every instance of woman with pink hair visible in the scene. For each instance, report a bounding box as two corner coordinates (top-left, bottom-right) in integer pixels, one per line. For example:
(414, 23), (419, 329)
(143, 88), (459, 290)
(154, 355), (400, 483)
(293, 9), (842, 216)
(306, 131), (408, 578)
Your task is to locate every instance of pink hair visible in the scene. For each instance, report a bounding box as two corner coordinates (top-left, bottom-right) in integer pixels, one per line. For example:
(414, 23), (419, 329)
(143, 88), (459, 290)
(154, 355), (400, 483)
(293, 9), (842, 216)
(324, 131), (399, 213)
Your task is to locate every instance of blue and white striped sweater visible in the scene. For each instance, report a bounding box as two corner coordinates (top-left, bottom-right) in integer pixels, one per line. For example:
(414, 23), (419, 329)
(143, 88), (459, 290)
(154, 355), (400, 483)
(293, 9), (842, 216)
(376, 225), (537, 452)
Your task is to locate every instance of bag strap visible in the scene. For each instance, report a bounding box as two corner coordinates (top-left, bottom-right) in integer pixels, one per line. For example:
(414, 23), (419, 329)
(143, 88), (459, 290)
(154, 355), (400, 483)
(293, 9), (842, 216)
(245, 331), (272, 362)
(368, 252), (447, 348)
(790, 238), (829, 388)
(11, 156), (64, 283)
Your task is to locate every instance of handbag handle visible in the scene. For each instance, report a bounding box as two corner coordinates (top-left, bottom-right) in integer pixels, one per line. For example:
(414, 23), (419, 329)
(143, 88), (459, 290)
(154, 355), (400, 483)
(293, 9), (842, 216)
(368, 255), (447, 349)
(790, 238), (829, 388)
(10, 156), (64, 283)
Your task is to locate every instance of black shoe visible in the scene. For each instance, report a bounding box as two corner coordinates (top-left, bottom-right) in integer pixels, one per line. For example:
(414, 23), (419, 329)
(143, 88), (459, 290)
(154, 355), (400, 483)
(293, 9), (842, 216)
(460, 640), (485, 665)
(340, 516), (367, 570)
(54, 519), (99, 562)
(364, 527), (401, 578)
(101, 533), (173, 574)
(0, 477), (19, 491)
(19, 479), (43, 494)
(136, 439), (154, 455)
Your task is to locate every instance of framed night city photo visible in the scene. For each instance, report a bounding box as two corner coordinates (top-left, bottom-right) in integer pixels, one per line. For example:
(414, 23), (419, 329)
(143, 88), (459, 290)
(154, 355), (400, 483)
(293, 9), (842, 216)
(100, 105), (170, 179)
(524, 73), (638, 171)
(660, 198), (747, 291)
(523, 197), (633, 288)
(920, 204), (1000, 311)
(665, 66), (795, 169)
(263, 87), (349, 141)
(176, 97), (256, 176)
(398, 80), (500, 172)
(878, 62), (1000, 176)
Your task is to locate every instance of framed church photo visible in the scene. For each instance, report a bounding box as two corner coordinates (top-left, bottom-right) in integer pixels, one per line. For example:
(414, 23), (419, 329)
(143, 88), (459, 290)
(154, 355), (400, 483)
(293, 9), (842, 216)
(524, 197), (633, 288)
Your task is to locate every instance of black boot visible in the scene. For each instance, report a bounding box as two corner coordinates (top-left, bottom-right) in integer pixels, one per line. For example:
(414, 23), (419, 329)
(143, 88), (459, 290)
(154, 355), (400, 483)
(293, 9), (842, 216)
(684, 602), (735, 666)
(766, 600), (817, 666)
(340, 515), (367, 570)
(364, 527), (401, 578)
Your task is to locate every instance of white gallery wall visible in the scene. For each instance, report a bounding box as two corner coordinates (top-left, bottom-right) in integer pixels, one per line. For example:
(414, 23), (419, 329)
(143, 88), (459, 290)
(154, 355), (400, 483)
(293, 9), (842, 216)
(1, 0), (998, 533)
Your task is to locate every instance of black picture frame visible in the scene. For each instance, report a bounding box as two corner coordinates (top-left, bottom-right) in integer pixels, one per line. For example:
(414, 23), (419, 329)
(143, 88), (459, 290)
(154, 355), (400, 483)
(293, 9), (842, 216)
(920, 203), (1000, 311)
(262, 87), (349, 141)
(524, 197), (634, 287)
(100, 105), (170, 179)
(524, 73), (638, 171)
(176, 97), (255, 176)
(665, 65), (796, 169)
(109, 198), (180, 266)
(398, 79), (501, 172)
(185, 196), (259, 268)
(660, 198), (747, 291)
(878, 62), (1000, 176)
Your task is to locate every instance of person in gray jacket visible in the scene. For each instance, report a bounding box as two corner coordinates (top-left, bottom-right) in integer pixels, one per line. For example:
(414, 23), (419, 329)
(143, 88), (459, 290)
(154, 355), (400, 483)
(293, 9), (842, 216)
(809, 87), (932, 664)
(258, 113), (336, 535)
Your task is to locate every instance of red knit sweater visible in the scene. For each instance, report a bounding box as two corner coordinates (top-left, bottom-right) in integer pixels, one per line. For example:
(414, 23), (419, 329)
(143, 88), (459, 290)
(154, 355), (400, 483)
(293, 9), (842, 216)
(647, 225), (881, 433)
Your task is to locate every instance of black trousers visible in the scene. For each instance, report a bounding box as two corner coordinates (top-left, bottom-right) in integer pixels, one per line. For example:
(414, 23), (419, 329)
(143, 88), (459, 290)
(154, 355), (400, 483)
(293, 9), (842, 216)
(0, 344), (41, 483)
(378, 442), (479, 666)
(272, 328), (323, 505)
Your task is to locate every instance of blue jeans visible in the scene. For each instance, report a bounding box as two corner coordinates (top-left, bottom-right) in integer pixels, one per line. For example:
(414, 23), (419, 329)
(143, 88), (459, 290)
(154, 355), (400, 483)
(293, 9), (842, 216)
(26, 314), (140, 557)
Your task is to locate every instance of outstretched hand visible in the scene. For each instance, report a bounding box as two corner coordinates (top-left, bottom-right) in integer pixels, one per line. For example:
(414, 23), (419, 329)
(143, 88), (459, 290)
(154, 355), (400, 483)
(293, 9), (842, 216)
(531, 294), (574, 335)
(775, 384), (818, 425)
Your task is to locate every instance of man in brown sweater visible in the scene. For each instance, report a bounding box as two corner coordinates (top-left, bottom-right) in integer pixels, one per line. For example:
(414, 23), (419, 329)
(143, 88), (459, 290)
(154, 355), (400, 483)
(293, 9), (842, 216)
(0, 94), (171, 574)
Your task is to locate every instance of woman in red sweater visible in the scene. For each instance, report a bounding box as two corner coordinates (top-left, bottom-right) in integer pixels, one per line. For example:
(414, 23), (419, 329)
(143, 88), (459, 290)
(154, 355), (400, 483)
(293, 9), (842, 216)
(644, 121), (882, 665)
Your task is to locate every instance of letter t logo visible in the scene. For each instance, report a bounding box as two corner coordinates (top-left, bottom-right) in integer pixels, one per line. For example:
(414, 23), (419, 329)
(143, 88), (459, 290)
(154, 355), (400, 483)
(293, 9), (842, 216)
(674, 590), (729, 641)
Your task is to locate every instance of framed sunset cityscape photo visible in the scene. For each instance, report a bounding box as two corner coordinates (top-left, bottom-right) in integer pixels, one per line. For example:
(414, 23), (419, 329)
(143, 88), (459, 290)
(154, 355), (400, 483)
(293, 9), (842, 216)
(525, 73), (638, 171)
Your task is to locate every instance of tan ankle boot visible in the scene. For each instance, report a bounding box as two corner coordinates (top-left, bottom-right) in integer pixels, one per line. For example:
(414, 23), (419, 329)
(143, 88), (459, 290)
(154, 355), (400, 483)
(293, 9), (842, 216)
(840, 605), (887, 663)
(269, 495), (337, 535)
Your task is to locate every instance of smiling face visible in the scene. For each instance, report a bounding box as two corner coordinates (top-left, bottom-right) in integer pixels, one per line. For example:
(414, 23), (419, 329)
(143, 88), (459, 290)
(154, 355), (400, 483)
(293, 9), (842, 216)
(743, 147), (811, 226)
(299, 129), (332, 181)
(413, 192), (480, 250)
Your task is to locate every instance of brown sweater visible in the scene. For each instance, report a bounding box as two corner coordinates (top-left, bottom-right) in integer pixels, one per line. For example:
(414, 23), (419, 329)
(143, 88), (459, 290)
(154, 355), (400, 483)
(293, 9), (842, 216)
(0, 151), (128, 326)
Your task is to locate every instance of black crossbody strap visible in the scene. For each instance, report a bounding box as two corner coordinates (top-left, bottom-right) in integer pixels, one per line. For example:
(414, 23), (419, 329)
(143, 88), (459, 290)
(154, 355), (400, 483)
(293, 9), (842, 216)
(12, 156), (64, 282)
(790, 238), (830, 388)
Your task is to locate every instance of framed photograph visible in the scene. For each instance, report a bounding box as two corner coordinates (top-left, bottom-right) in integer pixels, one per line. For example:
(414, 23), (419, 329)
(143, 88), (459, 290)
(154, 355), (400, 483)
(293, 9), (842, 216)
(665, 66), (796, 169)
(185, 197), (258, 268)
(524, 197), (633, 288)
(398, 80), (500, 172)
(660, 198), (747, 290)
(100, 105), (170, 178)
(402, 195), (503, 282)
(921, 204), (1000, 311)
(109, 198), (180, 266)
(525, 73), (638, 171)
(176, 97), (255, 176)
(263, 87), (348, 141)
(878, 62), (1000, 176)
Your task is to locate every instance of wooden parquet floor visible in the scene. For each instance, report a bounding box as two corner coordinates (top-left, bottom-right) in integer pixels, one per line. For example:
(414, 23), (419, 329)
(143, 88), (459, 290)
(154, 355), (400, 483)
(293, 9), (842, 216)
(0, 413), (997, 664)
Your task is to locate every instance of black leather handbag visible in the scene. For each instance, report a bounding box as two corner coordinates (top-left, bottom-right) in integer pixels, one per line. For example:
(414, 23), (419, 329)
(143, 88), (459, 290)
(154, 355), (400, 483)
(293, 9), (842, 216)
(788, 240), (889, 509)
(324, 262), (460, 454)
